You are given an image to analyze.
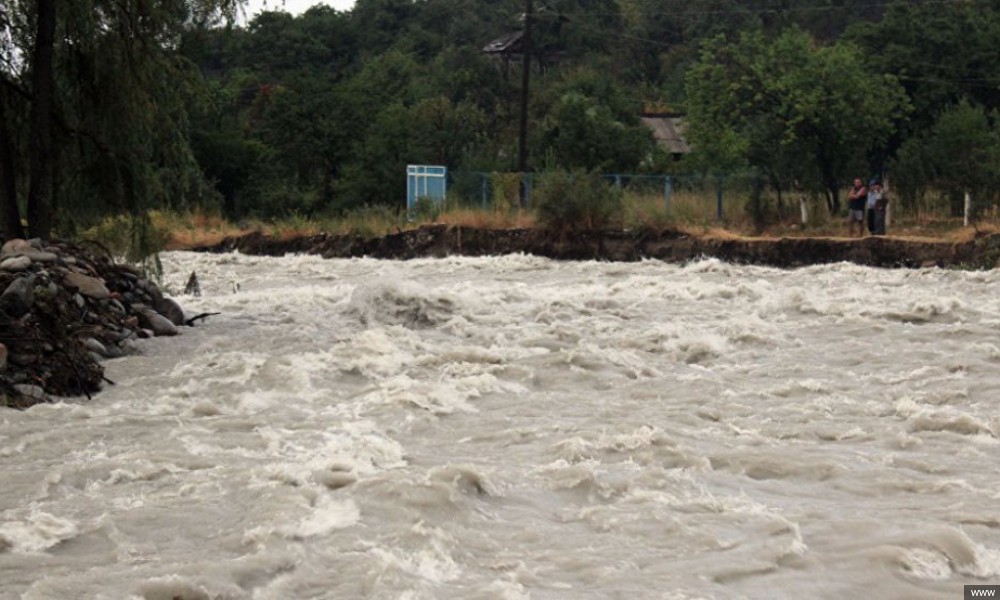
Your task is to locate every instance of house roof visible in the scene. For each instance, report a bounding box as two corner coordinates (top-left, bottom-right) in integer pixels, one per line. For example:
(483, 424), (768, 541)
(640, 116), (691, 154)
(482, 31), (524, 54)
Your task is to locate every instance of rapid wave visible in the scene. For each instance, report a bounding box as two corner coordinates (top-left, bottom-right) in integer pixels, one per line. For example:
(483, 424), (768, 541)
(1, 252), (997, 599)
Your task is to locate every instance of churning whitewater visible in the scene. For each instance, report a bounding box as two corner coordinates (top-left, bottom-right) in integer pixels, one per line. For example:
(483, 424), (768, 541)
(2, 251), (1000, 599)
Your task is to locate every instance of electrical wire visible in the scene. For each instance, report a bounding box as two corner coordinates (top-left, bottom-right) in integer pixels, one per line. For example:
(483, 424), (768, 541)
(534, 0), (977, 18)
(896, 74), (1000, 88)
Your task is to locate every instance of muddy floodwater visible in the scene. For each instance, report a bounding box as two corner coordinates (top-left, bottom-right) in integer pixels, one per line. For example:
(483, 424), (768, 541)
(2, 252), (1000, 599)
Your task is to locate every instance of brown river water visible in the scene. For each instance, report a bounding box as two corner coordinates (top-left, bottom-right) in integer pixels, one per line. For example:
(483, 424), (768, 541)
(1, 251), (999, 599)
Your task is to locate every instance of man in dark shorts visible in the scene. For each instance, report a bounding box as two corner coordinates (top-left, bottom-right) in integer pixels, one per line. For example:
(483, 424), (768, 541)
(846, 178), (867, 237)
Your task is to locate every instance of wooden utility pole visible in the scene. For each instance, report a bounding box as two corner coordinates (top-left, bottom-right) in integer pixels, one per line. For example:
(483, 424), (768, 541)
(517, 0), (533, 207)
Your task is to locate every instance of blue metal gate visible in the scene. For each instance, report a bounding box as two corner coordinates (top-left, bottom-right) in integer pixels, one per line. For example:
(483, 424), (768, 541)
(407, 165), (447, 214)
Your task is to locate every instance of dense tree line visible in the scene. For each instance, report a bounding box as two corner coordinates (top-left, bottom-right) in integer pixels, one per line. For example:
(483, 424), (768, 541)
(0, 0), (243, 241)
(1, 0), (999, 237)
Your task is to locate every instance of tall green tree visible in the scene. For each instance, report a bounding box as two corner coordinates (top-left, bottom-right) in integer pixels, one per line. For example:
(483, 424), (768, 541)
(891, 100), (1000, 217)
(0, 0), (244, 239)
(849, 1), (1000, 134)
(686, 28), (909, 213)
(188, 71), (268, 217)
(537, 68), (654, 172)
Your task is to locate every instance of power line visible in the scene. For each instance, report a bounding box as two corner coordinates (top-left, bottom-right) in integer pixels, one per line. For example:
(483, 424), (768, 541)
(535, 0), (974, 18)
(569, 22), (673, 48)
(886, 59), (1000, 75)
(555, 15), (1000, 84)
(896, 74), (1000, 88)
(528, 2), (1000, 92)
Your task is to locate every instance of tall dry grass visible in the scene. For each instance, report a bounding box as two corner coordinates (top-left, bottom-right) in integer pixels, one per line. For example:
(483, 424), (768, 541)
(153, 209), (247, 249)
(134, 189), (1000, 253)
(435, 207), (536, 229)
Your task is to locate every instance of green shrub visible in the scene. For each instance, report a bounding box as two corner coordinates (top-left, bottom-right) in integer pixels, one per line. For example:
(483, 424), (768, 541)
(491, 172), (522, 214)
(411, 196), (442, 221)
(81, 213), (169, 279)
(334, 204), (407, 238)
(533, 170), (624, 232)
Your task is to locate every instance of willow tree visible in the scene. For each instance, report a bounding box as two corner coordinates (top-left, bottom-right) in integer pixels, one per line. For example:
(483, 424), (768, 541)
(0, 0), (244, 240)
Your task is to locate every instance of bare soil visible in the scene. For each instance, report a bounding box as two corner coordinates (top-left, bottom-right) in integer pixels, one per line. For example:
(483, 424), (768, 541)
(193, 225), (1000, 269)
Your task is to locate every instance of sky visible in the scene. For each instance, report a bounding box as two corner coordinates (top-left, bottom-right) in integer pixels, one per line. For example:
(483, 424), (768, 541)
(243, 0), (356, 19)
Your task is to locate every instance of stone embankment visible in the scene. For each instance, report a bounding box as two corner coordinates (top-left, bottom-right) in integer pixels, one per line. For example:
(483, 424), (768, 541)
(0, 238), (186, 408)
(198, 225), (1000, 269)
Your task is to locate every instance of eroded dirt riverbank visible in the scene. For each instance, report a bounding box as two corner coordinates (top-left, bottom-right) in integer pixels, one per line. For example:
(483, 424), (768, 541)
(196, 225), (1000, 269)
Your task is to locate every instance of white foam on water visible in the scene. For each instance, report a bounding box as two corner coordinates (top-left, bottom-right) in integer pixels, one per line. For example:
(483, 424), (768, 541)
(360, 374), (483, 415)
(426, 464), (503, 498)
(0, 511), (78, 553)
(244, 495), (360, 543)
(900, 548), (953, 581)
(895, 397), (998, 437)
(2, 252), (1000, 599)
(370, 522), (464, 584)
(347, 280), (462, 328)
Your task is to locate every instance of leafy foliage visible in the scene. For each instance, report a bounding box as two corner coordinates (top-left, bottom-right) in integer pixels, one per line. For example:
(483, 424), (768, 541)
(0, 0), (243, 243)
(3, 0), (1000, 238)
(891, 101), (1000, 217)
(848, 2), (1000, 136)
(533, 170), (623, 232)
(685, 28), (909, 213)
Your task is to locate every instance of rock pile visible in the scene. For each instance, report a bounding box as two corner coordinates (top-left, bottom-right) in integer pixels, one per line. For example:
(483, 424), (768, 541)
(0, 238), (187, 408)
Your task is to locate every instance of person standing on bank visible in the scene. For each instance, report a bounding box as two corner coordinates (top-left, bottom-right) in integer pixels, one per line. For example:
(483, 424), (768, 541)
(872, 181), (889, 235)
(865, 178), (880, 235)
(847, 178), (867, 237)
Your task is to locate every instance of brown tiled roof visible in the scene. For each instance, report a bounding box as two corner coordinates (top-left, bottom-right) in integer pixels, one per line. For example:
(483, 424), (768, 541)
(640, 116), (691, 154)
(483, 31), (524, 54)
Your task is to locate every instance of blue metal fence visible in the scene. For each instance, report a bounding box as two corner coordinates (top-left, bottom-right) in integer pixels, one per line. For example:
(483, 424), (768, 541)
(447, 171), (812, 221)
(406, 165), (448, 213)
(447, 171), (764, 221)
(447, 171), (748, 219)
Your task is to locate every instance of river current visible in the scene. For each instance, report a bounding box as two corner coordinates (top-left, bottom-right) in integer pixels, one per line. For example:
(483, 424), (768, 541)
(2, 251), (999, 599)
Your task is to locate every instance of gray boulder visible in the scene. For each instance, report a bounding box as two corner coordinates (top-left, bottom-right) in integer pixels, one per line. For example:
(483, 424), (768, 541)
(22, 250), (58, 263)
(63, 271), (111, 299)
(0, 276), (35, 318)
(0, 256), (31, 271)
(0, 239), (31, 257)
(81, 337), (109, 357)
(136, 307), (178, 336)
(13, 384), (48, 403)
(155, 297), (186, 326)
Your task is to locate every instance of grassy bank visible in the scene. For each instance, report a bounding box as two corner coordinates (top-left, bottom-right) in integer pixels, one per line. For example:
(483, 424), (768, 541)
(79, 194), (1000, 264)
